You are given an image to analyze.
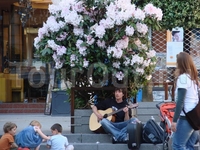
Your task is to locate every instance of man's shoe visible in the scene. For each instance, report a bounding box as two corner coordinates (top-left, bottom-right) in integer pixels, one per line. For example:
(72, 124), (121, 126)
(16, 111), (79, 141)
(123, 137), (128, 143)
(112, 136), (128, 144)
(112, 137), (117, 144)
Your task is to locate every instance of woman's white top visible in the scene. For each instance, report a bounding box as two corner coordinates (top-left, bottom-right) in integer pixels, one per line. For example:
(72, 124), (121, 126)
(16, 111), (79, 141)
(175, 73), (198, 116)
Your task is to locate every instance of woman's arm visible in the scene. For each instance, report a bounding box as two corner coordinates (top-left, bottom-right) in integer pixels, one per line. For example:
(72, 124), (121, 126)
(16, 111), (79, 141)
(173, 88), (187, 122)
(171, 88), (186, 132)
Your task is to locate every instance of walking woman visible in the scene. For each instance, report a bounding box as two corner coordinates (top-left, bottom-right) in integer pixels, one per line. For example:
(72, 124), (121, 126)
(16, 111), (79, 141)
(171, 52), (199, 150)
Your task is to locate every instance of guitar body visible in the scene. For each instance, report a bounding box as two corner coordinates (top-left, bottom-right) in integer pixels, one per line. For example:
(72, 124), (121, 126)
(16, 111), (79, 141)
(89, 103), (138, 133)
(89, 108), (114, 132)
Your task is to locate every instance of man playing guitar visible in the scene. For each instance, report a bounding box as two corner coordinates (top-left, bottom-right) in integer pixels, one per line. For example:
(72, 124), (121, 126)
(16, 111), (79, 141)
(91, 88), (139, 143)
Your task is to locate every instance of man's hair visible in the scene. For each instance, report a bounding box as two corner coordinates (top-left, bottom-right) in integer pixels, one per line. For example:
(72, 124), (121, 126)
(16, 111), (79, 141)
(3, 122), (17, 133)
(51, 123), (62, 133)
(114, 87), (127, 96)
(29, 120), (42, 128)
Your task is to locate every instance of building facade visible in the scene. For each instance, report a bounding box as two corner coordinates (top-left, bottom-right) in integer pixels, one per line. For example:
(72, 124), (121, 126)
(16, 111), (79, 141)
(0, 0), (50, 103)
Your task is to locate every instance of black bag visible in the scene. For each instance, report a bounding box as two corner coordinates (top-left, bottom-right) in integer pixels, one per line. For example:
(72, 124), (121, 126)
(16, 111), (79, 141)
(183, 87), (200, 130)
(127, 121), (143, 149)
(142, 119), (167, 144)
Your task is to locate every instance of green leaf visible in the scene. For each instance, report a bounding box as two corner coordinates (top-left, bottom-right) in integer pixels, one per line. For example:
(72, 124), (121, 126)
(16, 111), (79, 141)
(41, 48), (52, 56)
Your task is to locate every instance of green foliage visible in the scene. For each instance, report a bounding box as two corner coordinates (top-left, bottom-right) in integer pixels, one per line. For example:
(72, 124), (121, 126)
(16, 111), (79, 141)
(136, 0), (200, 30)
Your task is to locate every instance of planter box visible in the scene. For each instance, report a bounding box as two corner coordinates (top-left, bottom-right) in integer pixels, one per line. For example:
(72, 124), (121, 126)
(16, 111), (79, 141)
(51, 90), (70, 116)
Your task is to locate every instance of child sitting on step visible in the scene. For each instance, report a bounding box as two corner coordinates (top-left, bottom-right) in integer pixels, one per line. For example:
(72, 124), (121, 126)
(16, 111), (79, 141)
(15, 120), (50, 150)
(46, 123), (74, 150)
(0, 122), (18, 149)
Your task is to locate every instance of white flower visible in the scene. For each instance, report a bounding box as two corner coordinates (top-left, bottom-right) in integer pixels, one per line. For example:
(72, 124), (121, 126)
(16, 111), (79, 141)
(73, 27), (84, 37)
(107, 46), (115, 55)
(136, 68), (144, 74)
(115, 71), (124, 80)
(155, 8), (163, 21)
(136, 22), (148, 35)
(146, 75), (152, 80)
(76, 39), (84, 48)
(70, 54), (78, 67)
(125, 26), (134, 36)
(113, 62), (121, 68)
(34, 37), (40, 49)
(47, 40), (59, 50)
(86, 35), (95, 45)
(146, 50), (156, 58)
(56, 46), (66, 56)
(55, 61), (63, 69)
(112, 48), (123, 59)
(143, 59), (151, 67)
(123, 57), (130, 66)
(70, 54), (76, 61)
(144, 3), (163, 21)
(106, 3), (117, 20)
(83, 59), (89, 68)
(131, 55), (143, 65)
(100, 18), (115, 29)
(79, 47), (87, 56)
(64, 11), (83, 27)
(144, 3), (157, 16)
(56, 32), (68, 41)
(134, 8), (145, 21)
(48, 3), (61, 14)
(46, 16), (61, 32)
(94, 25), (106, 38)
(115, 37), (129, 49)
(97, 40), (106, 48)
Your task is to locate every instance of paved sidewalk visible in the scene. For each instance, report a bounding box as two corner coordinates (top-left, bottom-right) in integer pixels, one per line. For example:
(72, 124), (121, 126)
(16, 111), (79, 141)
(0, 114), (71, 135)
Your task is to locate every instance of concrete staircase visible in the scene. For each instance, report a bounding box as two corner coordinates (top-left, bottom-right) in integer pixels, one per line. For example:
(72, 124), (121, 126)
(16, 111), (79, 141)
(7, 101), (200, 150)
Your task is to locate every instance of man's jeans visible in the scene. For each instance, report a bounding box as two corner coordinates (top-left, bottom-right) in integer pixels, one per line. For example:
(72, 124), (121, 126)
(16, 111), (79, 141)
(172, 118), (199, 150)
(100, 117), (139, 142)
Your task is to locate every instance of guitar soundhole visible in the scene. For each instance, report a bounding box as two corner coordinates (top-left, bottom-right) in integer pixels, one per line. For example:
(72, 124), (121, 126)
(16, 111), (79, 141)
(103, 114), (108, 118)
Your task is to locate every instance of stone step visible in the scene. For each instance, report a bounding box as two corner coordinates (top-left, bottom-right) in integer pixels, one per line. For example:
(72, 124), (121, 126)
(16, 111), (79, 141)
(136, 101), (169, 122)
(39, 134), (199, 150)
(37, 143), (166, 150)
(24, 133), (166, 150)
(2, 134), (200, 150)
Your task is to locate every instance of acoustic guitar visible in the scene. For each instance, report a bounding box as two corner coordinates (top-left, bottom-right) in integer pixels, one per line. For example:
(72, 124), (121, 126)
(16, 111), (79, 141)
(89, 103), (139, 132)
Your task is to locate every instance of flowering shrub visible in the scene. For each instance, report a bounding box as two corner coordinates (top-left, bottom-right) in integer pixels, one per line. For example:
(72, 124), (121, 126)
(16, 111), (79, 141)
(34, 0), (163, 97)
